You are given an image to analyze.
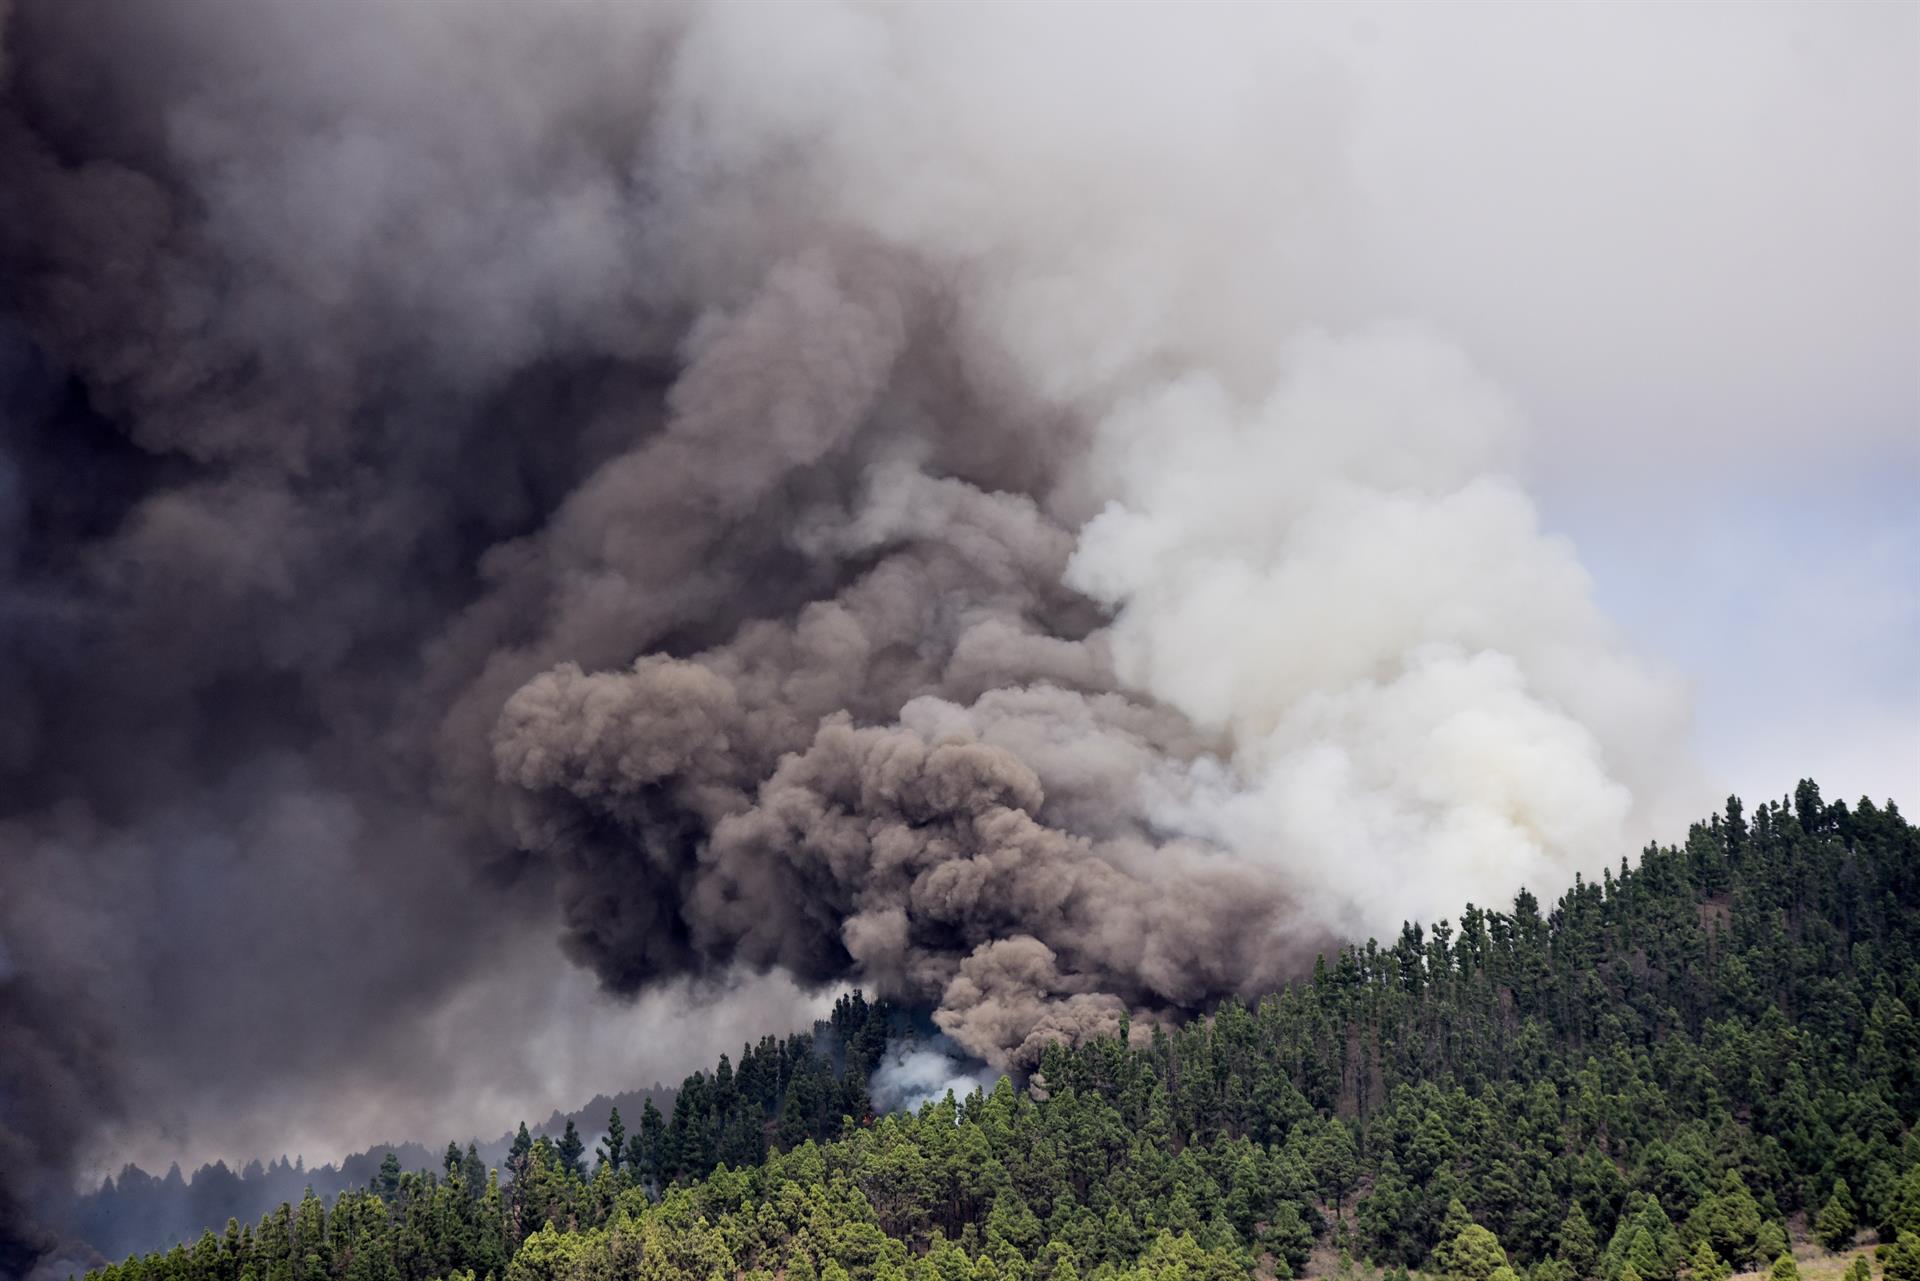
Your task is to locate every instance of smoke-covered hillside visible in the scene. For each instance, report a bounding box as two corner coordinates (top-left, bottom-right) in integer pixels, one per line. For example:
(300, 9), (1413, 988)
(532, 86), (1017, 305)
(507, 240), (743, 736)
(68, 789), (1920, 1281)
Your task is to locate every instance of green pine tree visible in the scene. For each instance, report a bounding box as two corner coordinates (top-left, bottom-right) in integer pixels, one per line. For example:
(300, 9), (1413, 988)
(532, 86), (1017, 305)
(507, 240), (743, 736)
(373, 1153), (401, 1200)
(596, 1107), (625, 1174)
(1628, 1228), (1667, 1281)
(1886, 1233), (1920, 1281)
(1554, 1203), (1596, 1277)
(1439, 1223), (1510, 1281)
(1818, 1181), (1858, 1253)
(554, 1119), (585, 1179)
(1689, 1242), (1730, 1281)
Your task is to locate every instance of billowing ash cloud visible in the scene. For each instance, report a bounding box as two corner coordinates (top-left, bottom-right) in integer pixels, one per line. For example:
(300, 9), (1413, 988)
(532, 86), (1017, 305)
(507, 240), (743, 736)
(0, 0), (1795, 1268)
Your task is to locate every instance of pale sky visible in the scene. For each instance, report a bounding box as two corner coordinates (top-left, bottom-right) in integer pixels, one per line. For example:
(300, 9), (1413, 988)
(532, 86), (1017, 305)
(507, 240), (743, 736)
(1342, 0), (1918, 814)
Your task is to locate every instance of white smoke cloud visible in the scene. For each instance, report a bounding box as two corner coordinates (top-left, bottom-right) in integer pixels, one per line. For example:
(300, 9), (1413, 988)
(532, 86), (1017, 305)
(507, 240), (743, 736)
(1063, 330), (1690, 936)
(648, 4), (1701, 942)
(868, 1040), (996, 1116)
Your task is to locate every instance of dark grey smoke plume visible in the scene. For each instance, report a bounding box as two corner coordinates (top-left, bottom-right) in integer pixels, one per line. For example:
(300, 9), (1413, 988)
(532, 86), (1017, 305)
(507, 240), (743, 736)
(0, 1), (1725, 1274)
(484, 460), (1312, 1058)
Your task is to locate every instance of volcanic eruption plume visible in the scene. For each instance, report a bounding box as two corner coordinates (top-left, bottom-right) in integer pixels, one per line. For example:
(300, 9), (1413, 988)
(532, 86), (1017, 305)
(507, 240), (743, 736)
(0, 0), (1705, 1271)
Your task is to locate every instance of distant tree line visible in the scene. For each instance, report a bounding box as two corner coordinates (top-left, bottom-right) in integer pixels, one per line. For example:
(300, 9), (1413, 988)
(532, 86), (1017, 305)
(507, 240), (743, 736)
(69, 1092), (676, 1264)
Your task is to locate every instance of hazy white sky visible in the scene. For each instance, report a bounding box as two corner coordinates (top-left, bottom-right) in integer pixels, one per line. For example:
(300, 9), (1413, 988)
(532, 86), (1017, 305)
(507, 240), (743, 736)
(1323, 0), (1917, 813)
(1359, 2), (1912, 810)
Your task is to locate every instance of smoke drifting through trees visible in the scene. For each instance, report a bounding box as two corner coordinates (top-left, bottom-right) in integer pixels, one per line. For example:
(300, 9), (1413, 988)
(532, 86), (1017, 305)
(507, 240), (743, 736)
(0, 0), (1709, 1273)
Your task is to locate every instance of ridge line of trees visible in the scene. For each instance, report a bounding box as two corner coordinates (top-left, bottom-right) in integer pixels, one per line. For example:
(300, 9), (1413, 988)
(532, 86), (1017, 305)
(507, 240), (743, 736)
(79, 783), (1920, 1281)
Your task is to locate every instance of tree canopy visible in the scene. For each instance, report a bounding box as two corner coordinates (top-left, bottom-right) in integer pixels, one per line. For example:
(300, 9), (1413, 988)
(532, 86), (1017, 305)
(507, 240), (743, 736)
(78, 786), (1920, 1281)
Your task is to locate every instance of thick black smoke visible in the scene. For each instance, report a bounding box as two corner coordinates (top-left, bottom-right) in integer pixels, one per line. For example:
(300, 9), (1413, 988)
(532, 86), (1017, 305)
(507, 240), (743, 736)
(0, 3), (1280, 1269)
(1, 1), (1716, 1273)
(0, 1), (690, 1265)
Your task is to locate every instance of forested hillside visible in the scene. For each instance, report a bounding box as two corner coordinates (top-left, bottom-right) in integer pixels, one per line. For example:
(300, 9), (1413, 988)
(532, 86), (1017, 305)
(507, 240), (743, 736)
(78, 785), (1920, 1281)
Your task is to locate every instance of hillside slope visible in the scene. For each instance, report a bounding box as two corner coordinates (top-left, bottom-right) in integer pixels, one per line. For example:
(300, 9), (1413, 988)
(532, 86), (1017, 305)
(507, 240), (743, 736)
(78, 784), (1920, 1281)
